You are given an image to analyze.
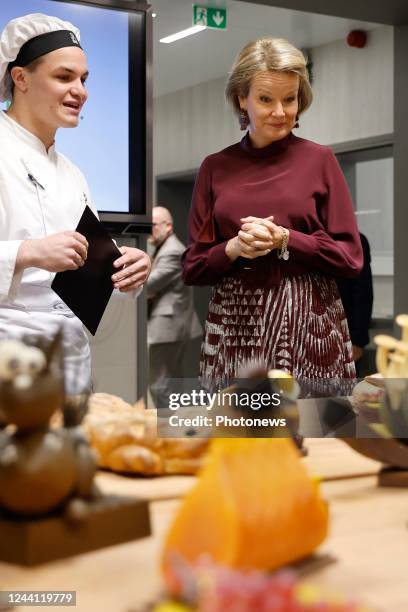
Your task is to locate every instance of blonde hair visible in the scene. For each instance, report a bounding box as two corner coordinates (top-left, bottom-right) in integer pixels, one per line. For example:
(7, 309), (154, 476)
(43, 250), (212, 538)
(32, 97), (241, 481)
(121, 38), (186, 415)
(225, 37), (312, 123)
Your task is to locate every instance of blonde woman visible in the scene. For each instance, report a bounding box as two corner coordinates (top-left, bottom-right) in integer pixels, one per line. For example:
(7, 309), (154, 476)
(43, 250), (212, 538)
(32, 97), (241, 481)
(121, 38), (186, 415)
(182, 38), (363, 394)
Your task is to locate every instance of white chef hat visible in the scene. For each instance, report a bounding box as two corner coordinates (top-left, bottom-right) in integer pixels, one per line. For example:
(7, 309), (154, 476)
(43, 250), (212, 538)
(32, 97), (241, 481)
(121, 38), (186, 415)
(0, 13), (81, 102)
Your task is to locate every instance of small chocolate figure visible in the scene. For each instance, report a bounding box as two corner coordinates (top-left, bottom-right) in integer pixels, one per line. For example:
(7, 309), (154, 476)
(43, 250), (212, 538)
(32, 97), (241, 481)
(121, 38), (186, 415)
(0, 335), (97, 520)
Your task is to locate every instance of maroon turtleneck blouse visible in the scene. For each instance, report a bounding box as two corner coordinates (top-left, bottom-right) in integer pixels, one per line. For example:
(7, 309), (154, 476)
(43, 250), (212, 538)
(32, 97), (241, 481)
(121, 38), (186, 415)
(182, 132), (363, 289)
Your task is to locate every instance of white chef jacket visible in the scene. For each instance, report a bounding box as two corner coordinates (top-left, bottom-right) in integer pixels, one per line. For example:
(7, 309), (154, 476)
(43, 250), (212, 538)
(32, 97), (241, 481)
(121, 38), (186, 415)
(0, 110), (135, 393)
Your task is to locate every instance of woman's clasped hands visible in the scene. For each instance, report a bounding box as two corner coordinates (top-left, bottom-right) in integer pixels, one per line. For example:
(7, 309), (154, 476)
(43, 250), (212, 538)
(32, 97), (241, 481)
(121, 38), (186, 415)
(226, 215), (284, 261)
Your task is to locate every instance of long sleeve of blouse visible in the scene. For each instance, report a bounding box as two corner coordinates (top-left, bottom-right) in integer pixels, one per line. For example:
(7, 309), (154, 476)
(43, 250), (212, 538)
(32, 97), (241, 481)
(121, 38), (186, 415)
(182, 133), (363, 289)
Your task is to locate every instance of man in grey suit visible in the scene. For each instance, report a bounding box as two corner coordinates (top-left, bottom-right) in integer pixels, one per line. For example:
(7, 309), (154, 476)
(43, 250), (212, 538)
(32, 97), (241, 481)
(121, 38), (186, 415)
(147, 206), (202, 408)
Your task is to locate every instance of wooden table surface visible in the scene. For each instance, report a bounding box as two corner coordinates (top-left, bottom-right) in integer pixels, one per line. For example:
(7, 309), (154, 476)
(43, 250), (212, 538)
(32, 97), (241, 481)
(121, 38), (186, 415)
(1, 439), (407, 612)
(96, 437), (384, 503)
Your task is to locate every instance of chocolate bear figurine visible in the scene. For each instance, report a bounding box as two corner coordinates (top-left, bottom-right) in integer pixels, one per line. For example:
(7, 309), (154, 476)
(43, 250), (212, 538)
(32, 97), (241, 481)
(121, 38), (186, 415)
(0, 334), (98, 522)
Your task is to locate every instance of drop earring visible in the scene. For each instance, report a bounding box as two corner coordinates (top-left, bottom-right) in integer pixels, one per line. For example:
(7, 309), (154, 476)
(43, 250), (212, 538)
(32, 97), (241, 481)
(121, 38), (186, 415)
(239, 109), (249, 131)
(294, 114), (300, 129)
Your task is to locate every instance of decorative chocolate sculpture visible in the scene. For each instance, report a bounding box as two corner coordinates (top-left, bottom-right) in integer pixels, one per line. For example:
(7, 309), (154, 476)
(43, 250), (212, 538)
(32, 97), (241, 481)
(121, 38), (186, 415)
(0, 335), (150, 565)
(0, 335), (97, 519)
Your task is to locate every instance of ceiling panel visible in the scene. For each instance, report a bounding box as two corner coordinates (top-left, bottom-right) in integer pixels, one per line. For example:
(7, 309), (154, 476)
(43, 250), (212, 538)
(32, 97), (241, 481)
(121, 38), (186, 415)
(152, 0), (380, 97)
(237, 0), (408, 26)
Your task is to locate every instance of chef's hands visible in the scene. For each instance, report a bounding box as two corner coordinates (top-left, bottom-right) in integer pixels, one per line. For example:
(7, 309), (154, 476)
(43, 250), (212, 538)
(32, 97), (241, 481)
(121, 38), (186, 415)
(225, 216), (284, 261)
(17, 232), (88, 273)
(112, 246), (151, 292)
(16, 235), (152, 292)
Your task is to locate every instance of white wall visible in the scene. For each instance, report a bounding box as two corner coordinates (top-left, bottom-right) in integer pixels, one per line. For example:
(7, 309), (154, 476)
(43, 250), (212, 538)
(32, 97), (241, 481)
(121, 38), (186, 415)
(372, 277), (393, 318)
(300, 26), (393, 144)
(89, 236), (141, 403)
(154, 76), (240, 178)
(355, 157), (394, 317)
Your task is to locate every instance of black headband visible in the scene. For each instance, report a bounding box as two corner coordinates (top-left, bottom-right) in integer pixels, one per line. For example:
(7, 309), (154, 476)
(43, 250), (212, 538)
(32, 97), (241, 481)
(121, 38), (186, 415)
(8, 29), (82, 72)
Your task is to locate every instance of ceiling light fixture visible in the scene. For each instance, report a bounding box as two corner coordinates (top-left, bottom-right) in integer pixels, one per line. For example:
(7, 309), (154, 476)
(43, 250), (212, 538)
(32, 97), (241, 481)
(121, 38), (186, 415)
(159, 25), (206, 44)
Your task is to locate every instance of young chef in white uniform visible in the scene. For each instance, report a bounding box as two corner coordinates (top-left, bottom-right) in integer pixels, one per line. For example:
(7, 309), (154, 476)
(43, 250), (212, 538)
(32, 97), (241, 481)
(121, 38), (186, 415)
(0, 14), (151, 393)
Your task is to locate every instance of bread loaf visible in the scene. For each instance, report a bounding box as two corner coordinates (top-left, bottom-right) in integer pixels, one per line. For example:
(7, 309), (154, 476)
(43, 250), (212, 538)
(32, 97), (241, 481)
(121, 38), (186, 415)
(82, 393), (208, 476)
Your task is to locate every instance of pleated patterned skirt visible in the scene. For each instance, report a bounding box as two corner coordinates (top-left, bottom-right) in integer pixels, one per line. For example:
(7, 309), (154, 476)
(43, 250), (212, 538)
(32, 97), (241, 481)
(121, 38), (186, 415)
(200, 273), (356, 395)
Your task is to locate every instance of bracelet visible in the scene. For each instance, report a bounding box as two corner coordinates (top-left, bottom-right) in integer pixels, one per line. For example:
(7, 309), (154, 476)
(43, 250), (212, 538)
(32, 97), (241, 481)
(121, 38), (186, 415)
(277, 227), (290, 261)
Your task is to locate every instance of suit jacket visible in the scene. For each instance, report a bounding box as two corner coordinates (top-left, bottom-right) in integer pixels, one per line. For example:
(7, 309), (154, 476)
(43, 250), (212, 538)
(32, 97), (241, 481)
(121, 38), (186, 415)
(147, 233), (202, 344)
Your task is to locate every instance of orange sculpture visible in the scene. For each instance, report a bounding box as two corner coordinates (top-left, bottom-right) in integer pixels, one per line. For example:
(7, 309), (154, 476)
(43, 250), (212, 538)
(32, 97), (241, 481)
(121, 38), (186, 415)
(162, 437), (328, 590)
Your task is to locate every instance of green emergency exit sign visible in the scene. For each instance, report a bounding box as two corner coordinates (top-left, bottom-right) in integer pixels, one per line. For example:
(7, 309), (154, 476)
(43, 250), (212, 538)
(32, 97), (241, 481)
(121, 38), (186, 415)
(193, 5), (227, 30)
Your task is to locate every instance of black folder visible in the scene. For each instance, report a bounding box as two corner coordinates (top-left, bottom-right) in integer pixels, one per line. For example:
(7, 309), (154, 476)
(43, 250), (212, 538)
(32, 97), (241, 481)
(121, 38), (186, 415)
(51, 206), (121, 335)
